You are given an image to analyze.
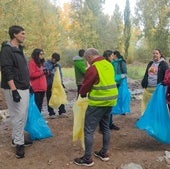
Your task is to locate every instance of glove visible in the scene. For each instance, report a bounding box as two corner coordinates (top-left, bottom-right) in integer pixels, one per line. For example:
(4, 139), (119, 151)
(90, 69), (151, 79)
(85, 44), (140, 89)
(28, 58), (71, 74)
(12, 90), (21, 102)
(121, 74), (127, 79)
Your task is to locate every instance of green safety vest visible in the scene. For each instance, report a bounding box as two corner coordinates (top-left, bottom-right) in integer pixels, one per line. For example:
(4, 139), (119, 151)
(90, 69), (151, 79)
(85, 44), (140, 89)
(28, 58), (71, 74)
(88, 59), (118, 106)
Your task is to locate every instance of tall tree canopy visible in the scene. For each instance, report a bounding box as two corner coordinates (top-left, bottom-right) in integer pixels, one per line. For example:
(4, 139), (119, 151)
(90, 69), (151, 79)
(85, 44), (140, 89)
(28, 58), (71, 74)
(0, 0), (169, 65)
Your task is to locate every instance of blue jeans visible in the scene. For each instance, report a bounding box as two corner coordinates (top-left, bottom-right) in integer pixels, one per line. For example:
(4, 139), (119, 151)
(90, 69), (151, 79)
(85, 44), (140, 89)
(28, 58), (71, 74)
(84, 106), (111, 159)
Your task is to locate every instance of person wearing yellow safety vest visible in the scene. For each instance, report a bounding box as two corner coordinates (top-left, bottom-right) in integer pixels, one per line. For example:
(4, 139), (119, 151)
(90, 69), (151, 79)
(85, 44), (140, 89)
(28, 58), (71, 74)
(74, 48), (118, 167)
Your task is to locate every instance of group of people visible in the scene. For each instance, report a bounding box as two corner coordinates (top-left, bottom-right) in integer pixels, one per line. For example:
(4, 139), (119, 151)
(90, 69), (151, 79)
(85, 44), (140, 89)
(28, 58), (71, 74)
(73, 49), (128, 131)
(29, 49), (66, 119)
(0, 25), (168, 167)
(0, 25), (66, 159)
(73, 48), (169, 167)
(73, 48), (129, 166)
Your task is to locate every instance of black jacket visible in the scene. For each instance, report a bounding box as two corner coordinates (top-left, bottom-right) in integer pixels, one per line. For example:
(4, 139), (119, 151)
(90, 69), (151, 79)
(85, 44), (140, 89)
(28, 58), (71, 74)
(141, 60), (169, 88)
(0, 42), (30, 89)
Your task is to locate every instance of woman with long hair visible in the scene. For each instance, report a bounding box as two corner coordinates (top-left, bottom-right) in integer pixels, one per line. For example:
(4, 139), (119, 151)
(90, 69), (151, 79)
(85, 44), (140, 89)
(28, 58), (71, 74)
(28, 48), (47, 112)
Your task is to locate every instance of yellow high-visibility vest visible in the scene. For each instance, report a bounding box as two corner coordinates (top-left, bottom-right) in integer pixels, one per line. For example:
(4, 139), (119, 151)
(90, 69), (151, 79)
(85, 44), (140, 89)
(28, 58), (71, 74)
(88, 59), (118, 106)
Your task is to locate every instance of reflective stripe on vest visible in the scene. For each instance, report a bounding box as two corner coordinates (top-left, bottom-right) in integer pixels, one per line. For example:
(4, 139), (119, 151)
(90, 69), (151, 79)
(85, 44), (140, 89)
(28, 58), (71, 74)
(92, 84), (117, 90)
(88, 95), (117, 101)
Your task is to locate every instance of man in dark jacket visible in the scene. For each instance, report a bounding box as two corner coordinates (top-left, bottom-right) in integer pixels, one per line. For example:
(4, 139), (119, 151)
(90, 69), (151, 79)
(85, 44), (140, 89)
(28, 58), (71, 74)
(0, 25), (32, 159)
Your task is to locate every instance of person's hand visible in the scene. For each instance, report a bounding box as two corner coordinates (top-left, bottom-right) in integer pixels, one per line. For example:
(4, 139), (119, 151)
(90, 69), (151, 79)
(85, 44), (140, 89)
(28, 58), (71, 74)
(121, 74), (127, 79)
(43, 68), (49, 75)
(81, 94), (87, 98)
(12, 90), (21, 102)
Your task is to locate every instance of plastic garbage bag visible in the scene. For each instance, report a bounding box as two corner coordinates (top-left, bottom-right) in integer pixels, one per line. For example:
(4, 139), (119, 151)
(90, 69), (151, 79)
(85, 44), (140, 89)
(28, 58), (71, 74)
(49, 68), (68, 109)
(73, 96), (88, 149)
(111, 78), (131, 114)
(25, 94), (53, 140)
(136, 84), (170, 144)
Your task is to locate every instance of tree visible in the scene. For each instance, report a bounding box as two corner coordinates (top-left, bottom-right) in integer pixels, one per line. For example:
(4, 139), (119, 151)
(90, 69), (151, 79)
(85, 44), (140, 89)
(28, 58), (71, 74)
(69, 0), (105, 51)
(123, 0), (131, 59)
(135, 0), (170, 58)
(108, 4), (124, 51)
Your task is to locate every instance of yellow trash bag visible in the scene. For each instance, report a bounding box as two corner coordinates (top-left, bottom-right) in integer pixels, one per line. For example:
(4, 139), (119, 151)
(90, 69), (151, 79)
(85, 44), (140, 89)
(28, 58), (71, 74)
(49, 68), (68, 109)
(73, 96), (88, 149)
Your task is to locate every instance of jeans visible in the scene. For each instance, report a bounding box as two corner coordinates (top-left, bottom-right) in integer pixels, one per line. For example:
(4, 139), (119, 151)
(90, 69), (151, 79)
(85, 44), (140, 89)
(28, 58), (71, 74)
(84, 106), (111, 159)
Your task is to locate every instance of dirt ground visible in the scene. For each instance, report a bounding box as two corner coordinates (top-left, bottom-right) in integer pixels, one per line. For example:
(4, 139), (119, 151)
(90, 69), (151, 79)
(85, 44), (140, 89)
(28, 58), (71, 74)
(0, 81), (170, 169)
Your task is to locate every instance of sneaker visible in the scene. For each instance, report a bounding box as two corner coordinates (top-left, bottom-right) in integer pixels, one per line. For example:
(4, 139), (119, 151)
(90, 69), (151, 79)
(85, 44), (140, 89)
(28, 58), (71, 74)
(11, 140), (16, 147)
(12, 139), (33, 147)
(74, 156), (94, 167)
(94, 151), (109, 161)
(16, 145), (25, 159)
(24, 139), (33, 147)
(109, 124), (120, 130)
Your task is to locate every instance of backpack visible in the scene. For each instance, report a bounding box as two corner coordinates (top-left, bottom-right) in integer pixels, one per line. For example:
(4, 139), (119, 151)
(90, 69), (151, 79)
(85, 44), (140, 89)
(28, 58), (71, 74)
(163, 69), (170, 86)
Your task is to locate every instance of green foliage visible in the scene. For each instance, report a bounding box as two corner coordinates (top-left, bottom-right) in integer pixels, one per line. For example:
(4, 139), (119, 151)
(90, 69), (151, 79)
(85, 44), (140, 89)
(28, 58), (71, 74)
(0, 0), (61, 57)
(107, 5), (124, 51)
(60, 48), (77, 67)
(127, 63), (145, 80)
(63, 67), (75, 78)
(0, 0), (169, 66)
(62, 67), (76, 89)
(134, 0), (170, 57)
(134, 47), (151, 63)
(123, 0), (131, 59)
(62, 63), (146, 82)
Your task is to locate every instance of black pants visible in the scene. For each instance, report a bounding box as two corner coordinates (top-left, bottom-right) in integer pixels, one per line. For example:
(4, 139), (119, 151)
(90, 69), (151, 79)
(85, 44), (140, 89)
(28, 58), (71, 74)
(46, 84), (55, 116)
(34, 91), (45, 112)
(77, 85), (82, 98)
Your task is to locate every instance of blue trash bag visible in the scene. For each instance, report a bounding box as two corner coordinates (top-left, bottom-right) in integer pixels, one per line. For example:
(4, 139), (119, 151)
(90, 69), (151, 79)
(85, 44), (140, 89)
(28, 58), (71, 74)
(136, 84), (170, 144)
(25, 94), (53, 140)
(111, 78), (131, 114)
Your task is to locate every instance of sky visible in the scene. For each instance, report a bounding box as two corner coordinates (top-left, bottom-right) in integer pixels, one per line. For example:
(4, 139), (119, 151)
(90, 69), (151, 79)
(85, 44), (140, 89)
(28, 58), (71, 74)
(54, 0), (136, 15)
(103, 0), (136, 15)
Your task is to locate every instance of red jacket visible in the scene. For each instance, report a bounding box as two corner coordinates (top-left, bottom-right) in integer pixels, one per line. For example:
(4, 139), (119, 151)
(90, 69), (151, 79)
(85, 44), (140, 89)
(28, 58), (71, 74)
(28, 59), (47, 92)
